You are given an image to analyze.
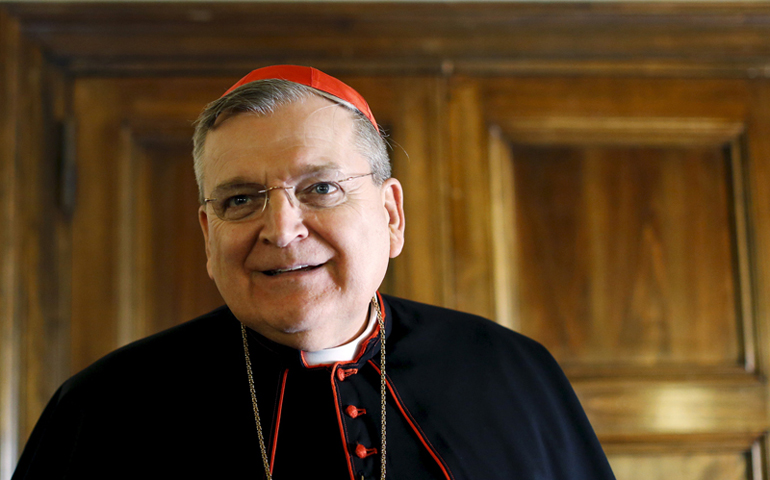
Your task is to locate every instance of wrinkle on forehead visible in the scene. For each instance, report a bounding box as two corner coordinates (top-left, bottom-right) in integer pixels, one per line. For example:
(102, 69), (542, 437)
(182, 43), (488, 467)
(202, 97), (362, 191)
(287, 100), (355, 145)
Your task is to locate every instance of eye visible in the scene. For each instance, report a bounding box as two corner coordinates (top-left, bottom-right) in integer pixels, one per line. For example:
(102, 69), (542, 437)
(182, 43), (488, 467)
(224, 194), (256, 209)
(298, 181), (345, 208)
(215, 191), (267, 221)
(308, 182), (339, 195)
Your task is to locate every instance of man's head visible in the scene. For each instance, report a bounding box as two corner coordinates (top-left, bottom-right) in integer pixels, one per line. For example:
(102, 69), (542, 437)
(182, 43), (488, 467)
(193, 66), (390, 202)
(194, 66), (405, 352)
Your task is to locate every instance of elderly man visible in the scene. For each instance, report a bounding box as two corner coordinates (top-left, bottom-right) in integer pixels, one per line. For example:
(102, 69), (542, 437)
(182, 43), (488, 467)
(14, 66), (615, 480)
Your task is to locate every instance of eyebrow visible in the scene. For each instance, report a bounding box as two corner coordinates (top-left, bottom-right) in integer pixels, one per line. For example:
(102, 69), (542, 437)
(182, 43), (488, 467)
(210, 163), (345, 193)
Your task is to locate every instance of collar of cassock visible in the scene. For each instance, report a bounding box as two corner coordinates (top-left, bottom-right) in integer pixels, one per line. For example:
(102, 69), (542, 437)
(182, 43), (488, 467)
(303, 301), (378, 366)
(241, 292), (391, 370)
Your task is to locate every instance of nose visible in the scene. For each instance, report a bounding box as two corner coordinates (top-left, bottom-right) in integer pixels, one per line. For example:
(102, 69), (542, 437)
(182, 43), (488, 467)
(258, 187), (308, 248)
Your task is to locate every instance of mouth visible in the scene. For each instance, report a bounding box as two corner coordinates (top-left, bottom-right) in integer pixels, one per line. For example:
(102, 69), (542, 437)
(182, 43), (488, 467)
(262, 264), (323, 277)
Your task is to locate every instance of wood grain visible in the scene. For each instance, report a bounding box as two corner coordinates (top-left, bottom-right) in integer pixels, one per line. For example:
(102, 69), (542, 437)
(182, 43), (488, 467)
(466, 75), (770, 478)
(446, 79), (496, 318)
(513, 144), (741, 368)
(5, 3), (770, 77)
(0, 12), (71, 475)
(576, 380), (767, 437)
(0, 11), (22, 478)
(488, 127), (519, 330)
(608, 452), (749, 480)
(71, 78), (230, 369)
(746, 82), (770, 383)
(141, 139), (223, 335)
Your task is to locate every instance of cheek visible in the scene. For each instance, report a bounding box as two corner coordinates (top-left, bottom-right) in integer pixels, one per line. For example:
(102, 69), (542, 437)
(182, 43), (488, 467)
(209, 224), (255, 267)
(339, 214), (391, 268)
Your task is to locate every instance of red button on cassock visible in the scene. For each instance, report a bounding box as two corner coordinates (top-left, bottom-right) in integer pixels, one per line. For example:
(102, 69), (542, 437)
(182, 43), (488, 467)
(355, 444), (377, 459)
(345, 405), (367, 418)
(336, 368), (358, 381)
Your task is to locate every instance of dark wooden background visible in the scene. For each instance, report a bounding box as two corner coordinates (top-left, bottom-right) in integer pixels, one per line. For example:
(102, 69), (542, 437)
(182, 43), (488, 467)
(3, 3), (770, 479)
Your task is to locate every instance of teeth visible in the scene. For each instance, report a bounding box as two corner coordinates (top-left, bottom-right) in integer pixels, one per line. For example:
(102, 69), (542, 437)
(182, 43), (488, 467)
(275, 265), (309, 273)
(264, 265), (314, 276)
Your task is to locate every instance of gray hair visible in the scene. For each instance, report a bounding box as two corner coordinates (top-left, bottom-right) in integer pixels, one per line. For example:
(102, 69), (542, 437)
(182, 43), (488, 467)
(192, 79), (390, 202)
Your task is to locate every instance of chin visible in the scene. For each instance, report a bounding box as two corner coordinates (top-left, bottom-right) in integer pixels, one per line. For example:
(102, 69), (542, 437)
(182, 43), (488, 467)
(235, 306), (328, 347)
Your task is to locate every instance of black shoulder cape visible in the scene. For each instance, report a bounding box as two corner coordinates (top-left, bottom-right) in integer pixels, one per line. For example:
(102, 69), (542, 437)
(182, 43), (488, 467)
(13, 295), (615, 480)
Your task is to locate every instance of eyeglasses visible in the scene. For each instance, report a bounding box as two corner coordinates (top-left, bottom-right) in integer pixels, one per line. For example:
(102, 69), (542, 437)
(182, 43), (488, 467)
(203, 173), (374, 222)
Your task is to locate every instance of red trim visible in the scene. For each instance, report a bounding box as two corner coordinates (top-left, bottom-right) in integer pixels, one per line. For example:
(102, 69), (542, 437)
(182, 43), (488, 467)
(299, 350), (320, 369)
(346, 290), (386, 363)
(368, 360), (455, 480)
(346, 293), (386, 364)
(269, 369), (289, 475)
(331, 364), (357, 480)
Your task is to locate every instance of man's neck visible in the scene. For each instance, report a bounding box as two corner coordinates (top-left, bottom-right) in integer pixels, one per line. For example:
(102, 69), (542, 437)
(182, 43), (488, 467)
(302, 302), (377, 365)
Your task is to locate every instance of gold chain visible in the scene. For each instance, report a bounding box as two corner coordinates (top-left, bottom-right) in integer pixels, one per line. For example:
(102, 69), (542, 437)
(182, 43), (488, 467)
(241, 322), (273, 477)
(373, 296), (387, 480)
(240, 296), (387, 480)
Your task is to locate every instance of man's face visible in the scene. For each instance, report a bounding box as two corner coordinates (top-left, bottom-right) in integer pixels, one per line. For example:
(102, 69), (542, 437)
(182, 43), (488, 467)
(198, 95), (405, 351)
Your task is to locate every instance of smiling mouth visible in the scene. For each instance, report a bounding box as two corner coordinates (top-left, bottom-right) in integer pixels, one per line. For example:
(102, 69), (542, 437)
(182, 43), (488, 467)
(262, 264), (322, 277)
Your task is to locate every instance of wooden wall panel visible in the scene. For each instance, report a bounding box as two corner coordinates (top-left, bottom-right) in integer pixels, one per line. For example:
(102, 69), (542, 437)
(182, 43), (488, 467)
(482, 78), (750, 121)
(72, 81), (122, 372)
(578, 382), (766, 436)
(139, 140), (223, 335)
(0, 9), (70, 477)
(71, 78), (229, 371)
(488, 128), (518, 330)
(445, 80), (496, 317)
(0, 11), (22, 479)
(457, 76), (770, 480)
(512, 144), (740, 369)
(7, 3), (770, 77)
(745, 80), (770, 480)
(608, 452), (750, 480)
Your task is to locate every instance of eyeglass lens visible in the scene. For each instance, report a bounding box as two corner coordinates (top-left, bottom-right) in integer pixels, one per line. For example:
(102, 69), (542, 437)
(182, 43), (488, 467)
(205, 173), (373, 222)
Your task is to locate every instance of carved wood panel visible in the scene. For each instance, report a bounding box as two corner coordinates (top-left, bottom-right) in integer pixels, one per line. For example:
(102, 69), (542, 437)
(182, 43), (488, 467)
(447, 76), (770, 480)
(512, 144), (741, 370)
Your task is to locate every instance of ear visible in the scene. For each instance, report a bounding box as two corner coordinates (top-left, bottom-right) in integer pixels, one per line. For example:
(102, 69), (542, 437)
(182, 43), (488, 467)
(381, 178), (405, 258)
(198, 205), (215, 280)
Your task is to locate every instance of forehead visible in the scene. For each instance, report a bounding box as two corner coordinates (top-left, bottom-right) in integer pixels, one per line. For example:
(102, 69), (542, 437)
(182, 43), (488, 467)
(202, 96), (363, 186)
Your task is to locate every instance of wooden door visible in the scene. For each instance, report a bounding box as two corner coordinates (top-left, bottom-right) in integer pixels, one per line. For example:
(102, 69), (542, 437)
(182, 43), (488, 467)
(445, 76), (770, 479)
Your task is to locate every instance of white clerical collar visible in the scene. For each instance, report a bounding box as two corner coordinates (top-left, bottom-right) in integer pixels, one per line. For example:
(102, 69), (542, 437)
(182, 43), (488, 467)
(302, 302), (377, 366)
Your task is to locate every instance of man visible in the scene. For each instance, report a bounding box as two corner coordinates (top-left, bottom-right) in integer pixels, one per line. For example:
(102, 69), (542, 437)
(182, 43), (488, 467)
(14, 66), (615, 479)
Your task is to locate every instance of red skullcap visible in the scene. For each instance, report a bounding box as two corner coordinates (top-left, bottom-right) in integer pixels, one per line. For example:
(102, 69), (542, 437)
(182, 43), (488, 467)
(222, 65), (377, 130)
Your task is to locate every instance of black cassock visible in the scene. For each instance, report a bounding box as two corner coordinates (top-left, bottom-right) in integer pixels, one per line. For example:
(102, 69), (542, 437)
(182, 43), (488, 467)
(14, 294), (616, 480)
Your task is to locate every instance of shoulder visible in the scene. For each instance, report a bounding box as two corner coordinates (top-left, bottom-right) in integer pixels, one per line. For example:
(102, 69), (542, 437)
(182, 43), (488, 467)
(61, 306), (242, 401)
(382, 294), (571, 403)
(382, 294), (554, 365)
(15, 307), (250, 477)
(379, 299), (614, 479)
